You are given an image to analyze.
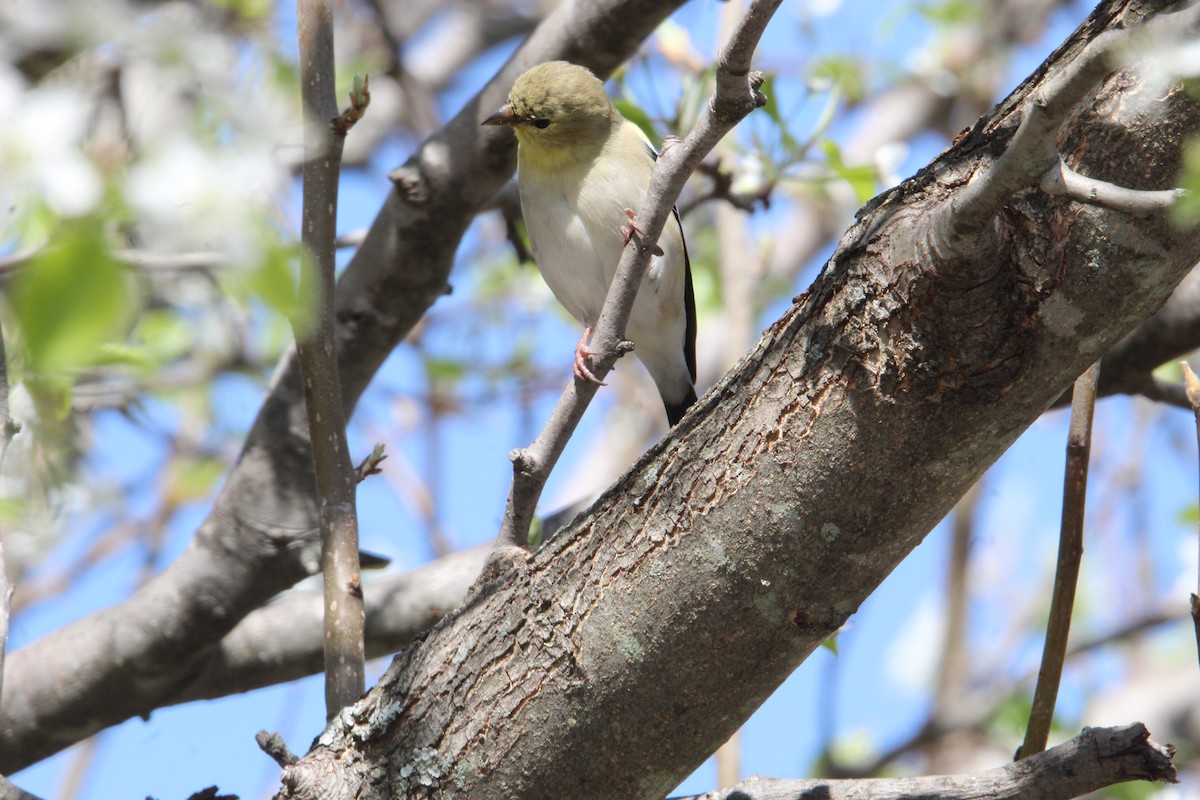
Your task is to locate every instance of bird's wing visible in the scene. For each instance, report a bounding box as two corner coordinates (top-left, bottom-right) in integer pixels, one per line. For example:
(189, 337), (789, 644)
(640, 138), (697, 384)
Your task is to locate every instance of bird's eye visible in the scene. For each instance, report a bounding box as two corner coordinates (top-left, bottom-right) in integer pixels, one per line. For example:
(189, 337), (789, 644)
(531, 119), (550, 129)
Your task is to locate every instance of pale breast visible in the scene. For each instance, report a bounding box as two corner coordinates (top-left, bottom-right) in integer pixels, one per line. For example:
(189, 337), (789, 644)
(520, 158), (633, 327)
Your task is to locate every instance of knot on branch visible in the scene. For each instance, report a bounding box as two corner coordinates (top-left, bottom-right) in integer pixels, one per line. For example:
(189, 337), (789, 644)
(256, 730), (299, 768)
(388, 163), (430, 204)
(509, 447), (536, 475)
(749, 70), (767, 108)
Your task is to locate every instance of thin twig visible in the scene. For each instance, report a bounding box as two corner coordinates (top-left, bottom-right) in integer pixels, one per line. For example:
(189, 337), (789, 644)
(670, 723), (1176, 800)
(256, 730), (300, 768)
(824, 605), (1183, 780)
(933, 480), (982, 733)
(1019, 360), (1101, 758)
(1182, 361), (1200, 668)
(493, 0), (780, 552)
(933, 2), (1200, 260)
(1041, 158), (1186, 217)
(715, 731), (740, 789)
(296, 0), (366, 717)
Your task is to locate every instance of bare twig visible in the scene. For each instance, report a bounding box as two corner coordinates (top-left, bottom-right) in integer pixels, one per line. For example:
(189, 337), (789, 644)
(933, 480), (982, 735)
(296, 0), (366, 717)
(1182, 361), (1200, 668)
(494, 0), (780, 551)
(822, 606), (1184, 781)
(257, 730), (300, 768)
(670, 723), (1176, 800)
(1020, 360), (1101, 758)
(0, 247), (238, 277)
(677, 158), (773, 218)
(1041, 158), (1186, 216)
(715, 731), (740, 789)
(933, 2), (1200, 259)
(0, 0), (696, 774)
(162, 544), (487, 705)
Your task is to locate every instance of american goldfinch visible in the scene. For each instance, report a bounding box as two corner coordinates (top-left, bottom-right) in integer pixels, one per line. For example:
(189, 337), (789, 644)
(483, 61), (697, 426)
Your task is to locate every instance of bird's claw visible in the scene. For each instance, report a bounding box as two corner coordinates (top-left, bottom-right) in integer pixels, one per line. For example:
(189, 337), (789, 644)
(573, 351), (605, 386)
(574, 326), (606, 386)
(620, 209), (664, 256)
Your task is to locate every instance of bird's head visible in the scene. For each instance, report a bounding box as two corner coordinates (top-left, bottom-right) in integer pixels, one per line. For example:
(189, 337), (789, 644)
(482, 61), (615, 170)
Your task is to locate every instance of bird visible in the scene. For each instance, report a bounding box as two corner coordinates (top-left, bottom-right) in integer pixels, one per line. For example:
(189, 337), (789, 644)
(482, 61), (697, 427)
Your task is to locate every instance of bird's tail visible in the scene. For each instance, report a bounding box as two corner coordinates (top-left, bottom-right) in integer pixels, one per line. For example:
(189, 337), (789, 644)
(664, 386), (698, 427)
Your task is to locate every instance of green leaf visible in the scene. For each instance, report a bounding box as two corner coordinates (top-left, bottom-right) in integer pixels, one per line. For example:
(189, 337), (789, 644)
(527, 516), (543, 547)
(821, 139), (879, 204)
(94, 343), (155, 369)
(809, 56), (865, 104)
(1172, 136), (1200, 225)
(914, 0), (983, 26)
(10, 218), (132, 374)
(208, 0), (271, 19)
(756, 73), (799, 153)
(424, 356), (466, 385)
(821, 633), (839, 655)
(0, 496), (24, 525)
(241, 241), (315, 334)
(165, 456), (227, 504)
(23, 374), (73, 421)
(613, 99), (658, 146)
(132, 310), (197, 366)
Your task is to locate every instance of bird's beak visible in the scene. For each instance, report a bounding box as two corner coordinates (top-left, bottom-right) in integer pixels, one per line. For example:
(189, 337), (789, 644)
(482, 103), (517, 127)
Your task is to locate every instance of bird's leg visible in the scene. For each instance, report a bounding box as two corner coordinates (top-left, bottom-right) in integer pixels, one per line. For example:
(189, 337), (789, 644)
(573, 326), (606, 386)
(620, 209), (664, 256)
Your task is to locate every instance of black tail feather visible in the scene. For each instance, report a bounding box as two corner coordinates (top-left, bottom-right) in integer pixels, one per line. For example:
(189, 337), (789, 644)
(664, 386), (698, 427)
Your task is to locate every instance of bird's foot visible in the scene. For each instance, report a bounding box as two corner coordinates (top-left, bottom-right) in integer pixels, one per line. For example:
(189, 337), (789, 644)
(573, 326), (606, 386)
(621, 209), (664, 256)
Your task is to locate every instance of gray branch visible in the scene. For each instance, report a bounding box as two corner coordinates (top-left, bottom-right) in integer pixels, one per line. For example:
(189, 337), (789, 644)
(164, 545), (488, 705)
(669, 724), (1175, 800)
(495, 0), (779, 549)
(0, 0), (691, 773)
(1048, 264), (1200, 408)
(271, 2), (1200, 797)
(1041, 158), (1186, 216)
(931, 1), (1200, 259)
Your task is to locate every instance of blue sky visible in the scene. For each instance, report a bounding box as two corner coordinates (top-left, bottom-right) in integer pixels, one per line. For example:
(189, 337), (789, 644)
(11, 1), (1200, 798)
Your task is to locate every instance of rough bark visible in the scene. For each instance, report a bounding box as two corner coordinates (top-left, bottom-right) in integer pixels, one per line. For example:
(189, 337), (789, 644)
(275, 1), (1200, 797)
(0, 0), (689, 773)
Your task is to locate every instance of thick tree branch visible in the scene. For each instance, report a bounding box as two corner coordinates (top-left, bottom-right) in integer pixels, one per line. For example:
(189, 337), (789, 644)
(164, 545), (488, 705)
(932, 0), (1200, 259)
(496, 0), (779, 550)
(1046, 264), (1200, 407)
(670, 724), (1176, 800)
(0, 0), (690, 773)
(273, 3), (1200, 798)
